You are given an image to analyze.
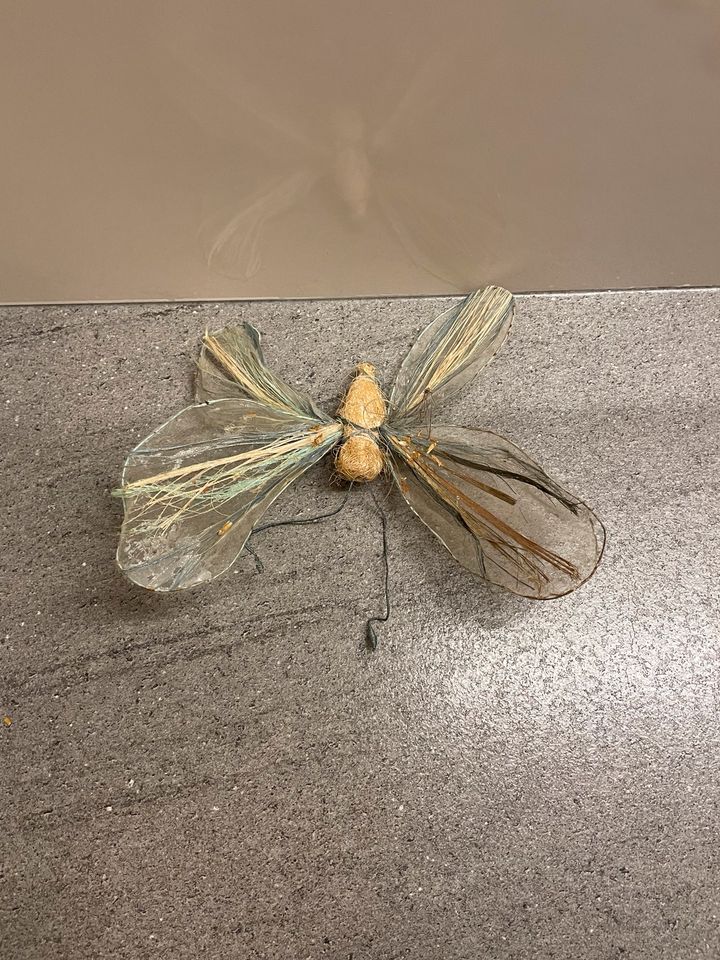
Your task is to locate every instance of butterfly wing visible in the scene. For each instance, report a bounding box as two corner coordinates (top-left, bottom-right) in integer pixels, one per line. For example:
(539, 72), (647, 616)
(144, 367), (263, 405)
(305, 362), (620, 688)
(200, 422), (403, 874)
(386, 425), (604, 599)
(196, 321), (327, 421)
(115, 400), (341, 591)
(389, 286), (514, 422)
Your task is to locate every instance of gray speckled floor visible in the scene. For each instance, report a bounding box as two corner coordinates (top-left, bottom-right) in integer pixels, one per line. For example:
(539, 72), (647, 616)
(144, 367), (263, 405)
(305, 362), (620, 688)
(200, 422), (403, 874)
(1, 288), (719, 959)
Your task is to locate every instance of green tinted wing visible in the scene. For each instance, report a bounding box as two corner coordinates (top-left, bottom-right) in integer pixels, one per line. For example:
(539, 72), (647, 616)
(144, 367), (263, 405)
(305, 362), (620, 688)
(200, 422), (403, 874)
(115, 399), (341, 591)
(390, 286), (514, 421)
(196, 322), (327, 421)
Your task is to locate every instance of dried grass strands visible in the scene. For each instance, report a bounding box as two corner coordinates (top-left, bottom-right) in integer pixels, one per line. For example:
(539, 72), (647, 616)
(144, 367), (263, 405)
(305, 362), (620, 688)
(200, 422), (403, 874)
(201, 331), (319, 419)
(114, 422), (341, 534)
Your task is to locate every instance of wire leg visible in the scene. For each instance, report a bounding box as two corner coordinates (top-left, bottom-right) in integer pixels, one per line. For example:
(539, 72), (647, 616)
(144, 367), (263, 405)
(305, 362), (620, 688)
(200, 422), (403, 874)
(244, 538), (265, 574)
(365, 487), (391, 651)
(245, 485), (353, 573)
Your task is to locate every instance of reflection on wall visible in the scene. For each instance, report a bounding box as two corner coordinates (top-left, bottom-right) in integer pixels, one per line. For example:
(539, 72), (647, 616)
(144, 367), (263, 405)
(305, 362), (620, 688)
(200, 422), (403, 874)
(1, 0), (719, 303)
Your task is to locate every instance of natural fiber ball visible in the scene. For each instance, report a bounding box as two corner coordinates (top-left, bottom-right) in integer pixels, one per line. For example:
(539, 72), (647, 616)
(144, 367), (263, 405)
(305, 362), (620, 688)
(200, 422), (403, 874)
(338, 364), (386, 429)
(336, 432), (385, 482)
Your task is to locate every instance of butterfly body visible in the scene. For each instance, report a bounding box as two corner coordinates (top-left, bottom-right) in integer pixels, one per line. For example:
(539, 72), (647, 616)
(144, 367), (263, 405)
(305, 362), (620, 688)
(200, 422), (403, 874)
(336, 362), (386, 482)
(115, 286), (604, 609)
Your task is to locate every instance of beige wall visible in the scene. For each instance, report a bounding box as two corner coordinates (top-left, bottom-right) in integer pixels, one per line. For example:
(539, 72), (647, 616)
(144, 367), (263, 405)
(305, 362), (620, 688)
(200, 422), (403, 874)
(2, 0), (719, 303)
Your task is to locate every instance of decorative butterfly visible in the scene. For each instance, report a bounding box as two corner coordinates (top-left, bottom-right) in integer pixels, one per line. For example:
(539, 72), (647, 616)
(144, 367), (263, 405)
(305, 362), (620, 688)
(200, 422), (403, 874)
(115, 286), (605, 644)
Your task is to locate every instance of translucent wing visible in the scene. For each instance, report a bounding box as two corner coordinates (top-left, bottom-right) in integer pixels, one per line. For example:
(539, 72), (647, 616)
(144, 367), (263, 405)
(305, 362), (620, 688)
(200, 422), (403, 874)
(386, 425), (604, 599)
(115, 400), (341, 591)
(390, 286), (514, 421)
(196, 322), (327, 421)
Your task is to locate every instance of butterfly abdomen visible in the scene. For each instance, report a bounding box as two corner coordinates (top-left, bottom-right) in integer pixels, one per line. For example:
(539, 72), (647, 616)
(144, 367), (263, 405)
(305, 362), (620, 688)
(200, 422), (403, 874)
(336, 363), (386, 482)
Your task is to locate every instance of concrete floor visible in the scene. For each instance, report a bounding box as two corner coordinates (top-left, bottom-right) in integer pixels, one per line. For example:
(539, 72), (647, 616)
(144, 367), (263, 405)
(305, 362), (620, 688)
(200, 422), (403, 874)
(2, 288), (719, 958)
